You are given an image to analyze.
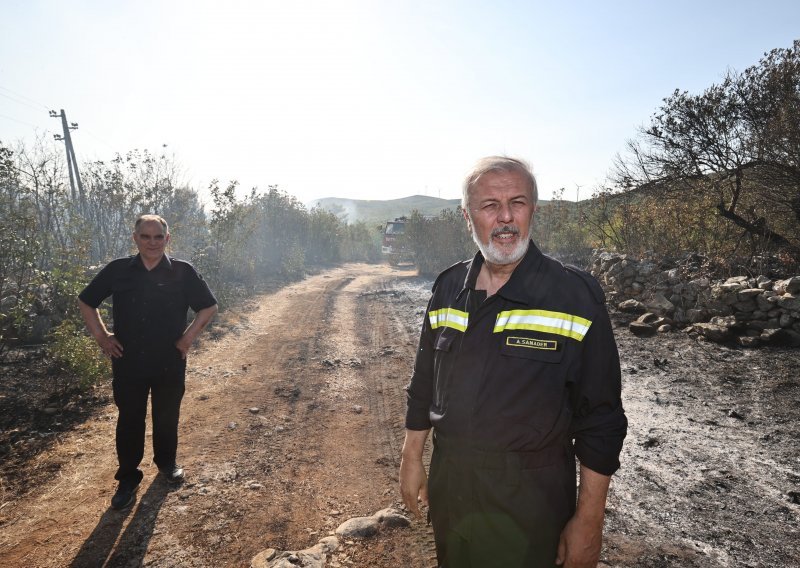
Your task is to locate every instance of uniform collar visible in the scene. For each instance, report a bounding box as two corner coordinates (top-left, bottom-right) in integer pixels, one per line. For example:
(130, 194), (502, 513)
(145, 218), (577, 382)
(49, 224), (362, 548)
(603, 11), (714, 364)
(461, 240), (544, 304)
(129, 253), (173, 271)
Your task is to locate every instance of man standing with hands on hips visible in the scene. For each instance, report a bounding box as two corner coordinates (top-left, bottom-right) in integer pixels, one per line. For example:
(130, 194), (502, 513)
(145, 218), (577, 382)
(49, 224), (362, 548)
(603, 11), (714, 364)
(79, 214), (218, 510)
(400, 157), (627, 567)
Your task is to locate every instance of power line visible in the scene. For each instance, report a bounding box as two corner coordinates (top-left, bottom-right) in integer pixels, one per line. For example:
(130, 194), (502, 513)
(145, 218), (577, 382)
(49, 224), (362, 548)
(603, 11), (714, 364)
(80, 126), (117, 153)
(0, 86), (116, 154)
(0, 112), (43, 129)
(0, 85), (50, 111)
(0, 91), (47, 114)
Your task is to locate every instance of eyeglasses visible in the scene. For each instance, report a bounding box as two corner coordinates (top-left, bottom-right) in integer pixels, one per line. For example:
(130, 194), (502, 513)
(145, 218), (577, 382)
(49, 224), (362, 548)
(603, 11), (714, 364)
(137, 234), (166, 242)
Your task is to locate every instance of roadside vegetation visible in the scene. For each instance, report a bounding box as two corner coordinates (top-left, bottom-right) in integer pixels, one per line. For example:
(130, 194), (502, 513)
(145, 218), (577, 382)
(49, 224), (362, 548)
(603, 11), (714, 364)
(401, 40), (800, 279)
(0, 142), (380, 396)
(1, 40), (798, 393)
(586, 41), (799, 275)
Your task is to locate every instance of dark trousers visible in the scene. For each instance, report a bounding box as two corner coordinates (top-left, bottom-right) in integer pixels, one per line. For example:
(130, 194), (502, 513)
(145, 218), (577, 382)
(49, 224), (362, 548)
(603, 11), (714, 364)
(112, 372), (185, 483)
(428, 434), (576, 568)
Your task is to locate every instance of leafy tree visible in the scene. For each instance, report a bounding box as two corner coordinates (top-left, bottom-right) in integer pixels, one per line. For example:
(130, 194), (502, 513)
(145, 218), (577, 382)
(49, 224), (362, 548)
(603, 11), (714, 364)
(162, 185), (209, 260)
(80, 149), (190, 263)
(401, 209), (474, 277)
(0, 142), (44, 357)
(612, 40), (800, 266)
(306, 206), (342, 263)
(340, 221), (381, 263)
(740, 41), (800, 228)
(532, 188), (593, 262)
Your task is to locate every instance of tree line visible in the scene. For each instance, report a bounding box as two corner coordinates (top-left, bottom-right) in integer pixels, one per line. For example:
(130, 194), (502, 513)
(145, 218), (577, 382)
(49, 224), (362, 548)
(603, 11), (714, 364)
(2, 39), (798, 384)
(0, 139), (379, 384)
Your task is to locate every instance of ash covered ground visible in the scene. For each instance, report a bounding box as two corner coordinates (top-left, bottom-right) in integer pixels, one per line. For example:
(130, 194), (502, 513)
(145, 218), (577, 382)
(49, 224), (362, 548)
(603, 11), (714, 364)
(388, 277), (800, 568)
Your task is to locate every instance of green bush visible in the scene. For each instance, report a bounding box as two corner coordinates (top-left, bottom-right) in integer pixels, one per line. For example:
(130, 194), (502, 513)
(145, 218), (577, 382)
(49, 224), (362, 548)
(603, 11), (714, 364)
(48, 318), (110, 390)
(280, 242), (306, 280)
(401, 209), (475, 277)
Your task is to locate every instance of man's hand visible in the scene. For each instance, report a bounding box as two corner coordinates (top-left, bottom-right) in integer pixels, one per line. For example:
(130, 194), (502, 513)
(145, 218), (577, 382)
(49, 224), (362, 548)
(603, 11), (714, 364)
(556, 464), (611, 567)
(175, 304), (218, 360)
(98, 333), (123, 359)
(79, 299), (123, 359)
(399, 428), (431, 519)
(555, 513), (603, 567)
(175, 335), (192, 359)
(399, 455), (429, 518)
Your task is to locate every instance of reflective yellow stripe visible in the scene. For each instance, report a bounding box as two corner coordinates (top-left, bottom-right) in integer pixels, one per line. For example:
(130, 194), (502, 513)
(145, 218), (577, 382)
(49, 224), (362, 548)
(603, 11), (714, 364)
(429, 308), (469, 332)
(493, 309), (592, 341)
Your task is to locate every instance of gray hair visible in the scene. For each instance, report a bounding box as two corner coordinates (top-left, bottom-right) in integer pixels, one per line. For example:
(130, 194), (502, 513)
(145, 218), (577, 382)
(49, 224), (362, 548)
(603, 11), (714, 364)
(134, 214), (169, 234)
(462, 156), (538, 211)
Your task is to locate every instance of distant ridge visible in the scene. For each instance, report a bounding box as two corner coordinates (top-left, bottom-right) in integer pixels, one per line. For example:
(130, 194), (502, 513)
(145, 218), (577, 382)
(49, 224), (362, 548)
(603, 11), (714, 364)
(308, 194), (462, 224)
(308, 194), (555, 224)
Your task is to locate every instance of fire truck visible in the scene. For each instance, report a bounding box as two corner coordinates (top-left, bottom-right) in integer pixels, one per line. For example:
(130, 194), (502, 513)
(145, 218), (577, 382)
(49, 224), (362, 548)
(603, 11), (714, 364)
(381, 217), (413, 265)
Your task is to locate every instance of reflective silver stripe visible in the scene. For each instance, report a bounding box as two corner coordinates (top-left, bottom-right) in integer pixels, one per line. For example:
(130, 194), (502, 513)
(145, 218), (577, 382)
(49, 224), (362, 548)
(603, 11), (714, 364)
(428, 307), (469, 332)
(493, 309), (592, 341)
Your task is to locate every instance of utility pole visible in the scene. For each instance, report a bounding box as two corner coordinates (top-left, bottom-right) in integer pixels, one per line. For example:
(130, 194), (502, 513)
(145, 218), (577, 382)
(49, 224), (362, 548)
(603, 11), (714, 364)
(50, 109), (85, 209)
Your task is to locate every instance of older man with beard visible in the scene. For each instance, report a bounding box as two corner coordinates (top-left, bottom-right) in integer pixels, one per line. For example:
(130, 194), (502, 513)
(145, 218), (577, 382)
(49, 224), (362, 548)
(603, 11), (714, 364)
(400, 156), (627, 568)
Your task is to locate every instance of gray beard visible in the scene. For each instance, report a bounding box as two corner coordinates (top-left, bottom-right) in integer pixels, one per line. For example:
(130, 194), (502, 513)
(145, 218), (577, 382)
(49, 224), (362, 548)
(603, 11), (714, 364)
(471, 225), (531, 266)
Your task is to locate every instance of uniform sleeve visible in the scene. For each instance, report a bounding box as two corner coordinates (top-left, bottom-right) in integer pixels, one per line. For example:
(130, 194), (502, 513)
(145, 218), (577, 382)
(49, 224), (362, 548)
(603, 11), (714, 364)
(404, 296), (436, 431)
(78, 263), (115, 308)
(183, 263), (218, 311)
(570, 305), (627, 476)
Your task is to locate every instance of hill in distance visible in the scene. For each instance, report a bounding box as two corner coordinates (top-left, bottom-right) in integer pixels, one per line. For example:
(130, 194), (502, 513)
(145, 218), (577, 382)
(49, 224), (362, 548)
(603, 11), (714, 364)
(309, 195), (462, 225)
(309, 194), (557, 225)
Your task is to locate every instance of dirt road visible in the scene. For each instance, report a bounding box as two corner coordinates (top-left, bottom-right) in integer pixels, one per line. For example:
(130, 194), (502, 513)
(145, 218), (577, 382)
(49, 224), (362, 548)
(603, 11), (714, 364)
(0, 264), (436, 567)
(0, 263), (798, 567)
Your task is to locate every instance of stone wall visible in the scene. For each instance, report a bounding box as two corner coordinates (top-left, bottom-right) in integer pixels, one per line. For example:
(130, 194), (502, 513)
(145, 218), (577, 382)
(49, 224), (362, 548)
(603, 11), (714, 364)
(589, 251), (800, 347)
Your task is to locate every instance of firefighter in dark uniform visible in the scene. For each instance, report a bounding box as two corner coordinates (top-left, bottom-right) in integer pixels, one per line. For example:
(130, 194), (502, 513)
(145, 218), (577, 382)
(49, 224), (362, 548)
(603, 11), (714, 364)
(79, 214), (218, 510)
(400, 157), (627, 568)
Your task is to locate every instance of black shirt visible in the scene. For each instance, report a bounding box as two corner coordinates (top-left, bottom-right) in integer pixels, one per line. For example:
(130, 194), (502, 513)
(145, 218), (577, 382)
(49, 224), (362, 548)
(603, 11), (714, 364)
(79, 254), (217, 378)
(405, 241), (627, 476)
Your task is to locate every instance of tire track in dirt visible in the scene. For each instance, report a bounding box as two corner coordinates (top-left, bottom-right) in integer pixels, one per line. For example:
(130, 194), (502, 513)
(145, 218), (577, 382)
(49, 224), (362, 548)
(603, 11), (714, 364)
(148, 264), (439, 567)
(0, 264), (438, 567)
(352, 277), (439, 568)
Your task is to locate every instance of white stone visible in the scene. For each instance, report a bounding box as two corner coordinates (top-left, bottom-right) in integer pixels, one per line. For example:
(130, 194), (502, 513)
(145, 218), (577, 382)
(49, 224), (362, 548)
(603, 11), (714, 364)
(645, 292), (675, 314)
(737, 288), (763, 301)
(775, 277), (800, 295)
(373, 507), (411, 528)
(776, 294), (800, 311)
(689, 277), (710, 288)
(251, 549), (277, 568)
(335, 516), (380, 538)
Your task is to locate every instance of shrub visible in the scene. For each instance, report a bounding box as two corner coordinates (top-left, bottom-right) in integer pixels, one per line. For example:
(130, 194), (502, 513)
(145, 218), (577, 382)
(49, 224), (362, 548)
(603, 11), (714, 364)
(401, 209), (475, 277)
(48, 318), (110, 391)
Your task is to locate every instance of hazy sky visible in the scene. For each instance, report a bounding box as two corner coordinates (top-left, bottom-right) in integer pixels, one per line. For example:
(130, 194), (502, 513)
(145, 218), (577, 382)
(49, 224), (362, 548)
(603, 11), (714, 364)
(1, 1), (798, 205)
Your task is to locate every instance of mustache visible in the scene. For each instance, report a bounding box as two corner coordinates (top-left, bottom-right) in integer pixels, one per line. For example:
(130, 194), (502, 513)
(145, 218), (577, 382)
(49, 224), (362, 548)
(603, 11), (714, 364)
(490, 225), (520, 237)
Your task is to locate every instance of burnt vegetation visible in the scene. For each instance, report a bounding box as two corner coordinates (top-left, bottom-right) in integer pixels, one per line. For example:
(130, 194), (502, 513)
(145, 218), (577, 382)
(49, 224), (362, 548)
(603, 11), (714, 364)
(397, 41), (800, 279)
(592, 40), (800, 274)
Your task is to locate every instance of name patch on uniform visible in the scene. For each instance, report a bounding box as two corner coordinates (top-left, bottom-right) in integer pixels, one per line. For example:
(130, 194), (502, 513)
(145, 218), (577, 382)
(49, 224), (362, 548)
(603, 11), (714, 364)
(506, 336), (559, 351)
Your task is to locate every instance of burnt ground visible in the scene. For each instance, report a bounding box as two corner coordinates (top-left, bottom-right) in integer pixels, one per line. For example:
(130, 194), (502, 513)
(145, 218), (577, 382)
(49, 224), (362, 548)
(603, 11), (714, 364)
(0, 263), (798, 567)
(605, 316), (800, 567)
